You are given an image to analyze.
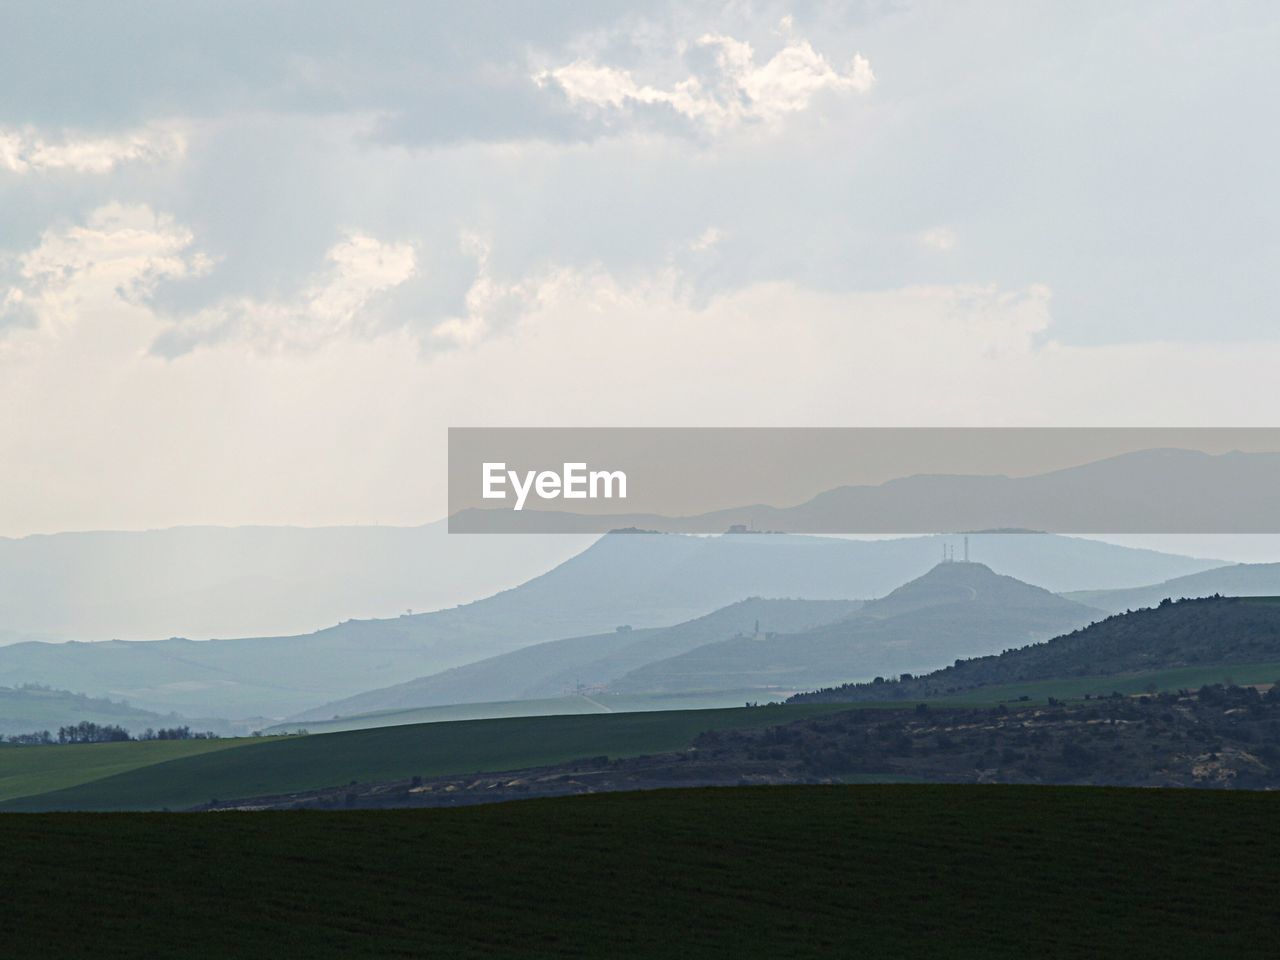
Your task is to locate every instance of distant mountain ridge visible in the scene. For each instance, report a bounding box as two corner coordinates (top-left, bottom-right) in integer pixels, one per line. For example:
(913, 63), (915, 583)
(291, 597), (866, 721)
(1067, 563), (1280, 613)
(0, 533), (1223, 719)
(607, 562), (1103, 695)
(0, 685), (219, 738)
(0, 522), (593, 641)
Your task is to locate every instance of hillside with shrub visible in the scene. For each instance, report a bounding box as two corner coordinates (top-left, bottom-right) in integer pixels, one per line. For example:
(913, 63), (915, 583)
(792, 595), (1280, 703)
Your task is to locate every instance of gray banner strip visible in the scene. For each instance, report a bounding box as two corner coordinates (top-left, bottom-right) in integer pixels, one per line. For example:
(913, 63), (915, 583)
(448, 428), (1280, 533)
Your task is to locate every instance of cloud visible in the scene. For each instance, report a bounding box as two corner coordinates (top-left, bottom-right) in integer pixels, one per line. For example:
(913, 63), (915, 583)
(430, 232), (555, 348)
(918, 226), (957, 252)
(688, 226), (726, 252)
(535, 22), (874, 135)
(2, 0), (1279, 539)
(0, 205), (417, 356)
(0, 125), (185, 174)
(149, 231), (416, 357)
(5, 231), (1280, 536)
(1, 204), (209, 338)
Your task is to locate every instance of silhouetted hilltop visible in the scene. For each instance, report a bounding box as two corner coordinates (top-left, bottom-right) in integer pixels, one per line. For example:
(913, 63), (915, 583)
(610, 563), (1102, 695)
(292, 597), (863, 720)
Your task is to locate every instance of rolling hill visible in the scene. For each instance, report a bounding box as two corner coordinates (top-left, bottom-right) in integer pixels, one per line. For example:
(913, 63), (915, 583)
(609, 563), (1103, 694)
(267, 691), (806, 735)
(1066, 562), (1280, 613)
(0, 521), (593, 642)
(293, 597), (865, 721)
(0, 737), (246, 803)
(0, 532), (1217, 719)
(0, 704), (849, 812)
(0, 685), (225, 738)
(793, 595), (1280, 702)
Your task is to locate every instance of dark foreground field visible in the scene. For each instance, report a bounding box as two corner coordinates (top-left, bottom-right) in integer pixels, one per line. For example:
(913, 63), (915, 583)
(3, 785), (1279, 959)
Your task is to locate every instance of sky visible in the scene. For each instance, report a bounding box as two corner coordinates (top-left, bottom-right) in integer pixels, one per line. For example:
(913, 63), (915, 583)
(1, 0), (1278, 539)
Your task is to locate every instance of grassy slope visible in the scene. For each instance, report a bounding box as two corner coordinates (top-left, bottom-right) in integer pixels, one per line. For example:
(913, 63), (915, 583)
(267, 690), (792, 735)
(11, 649), (1278, 813)
(0, 738), (246, 803)
(797, 596), (1280, 705)
(11, 651), (1278, 812)
(2, 785), (1279, 959)
(277, 652), (1280, 737)
(279, 694), (619, 732)
(0, 704), (847, 811)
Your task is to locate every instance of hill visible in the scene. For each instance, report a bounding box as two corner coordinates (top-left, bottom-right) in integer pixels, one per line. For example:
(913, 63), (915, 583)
(0, 684), (224, 738)
(269, 691), (802, 736)
(0, 532), (1214, 719)
(0, 704), (847, 812)
(211, 685), (1280, 808)
(610, 563), (1103, 695)
(793, 595), (1280, 703)
(2, 786), (1278, 959)
(0, 737), (246, 803)
(294, 597), (864, 721)
(1067, 562), (1280, 613)
(0, 521), (592, 642)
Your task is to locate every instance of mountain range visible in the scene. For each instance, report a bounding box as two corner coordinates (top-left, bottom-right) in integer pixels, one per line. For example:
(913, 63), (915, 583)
(298, 561), (1103, 719)
(291, 597), (866, 721)
(0, 522), (593, 642)
(0, 531), (1226, 720)
(607, 562), (1103, 695)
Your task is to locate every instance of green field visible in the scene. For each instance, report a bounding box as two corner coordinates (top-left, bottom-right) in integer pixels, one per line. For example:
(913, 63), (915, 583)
(272, 658), (1280, 741)
(267, 689), (792, 735)
(269, 694), (620, 733)
(0, 737), (246, 803)
(0, 704), (847, 811)
(9, 653), (1280, 812)
(287, 656), (1280, 742)
(3, 784), (1278, 958)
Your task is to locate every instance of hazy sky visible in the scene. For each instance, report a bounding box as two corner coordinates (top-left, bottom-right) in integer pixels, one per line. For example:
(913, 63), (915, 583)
(1, 1), (1278, 537)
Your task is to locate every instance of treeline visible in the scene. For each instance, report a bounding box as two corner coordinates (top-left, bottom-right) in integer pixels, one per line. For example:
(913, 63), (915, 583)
(5, 722), (219, 745)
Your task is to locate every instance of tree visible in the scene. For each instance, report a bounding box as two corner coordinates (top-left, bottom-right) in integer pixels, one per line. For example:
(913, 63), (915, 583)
(57, 721), (131, 744)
